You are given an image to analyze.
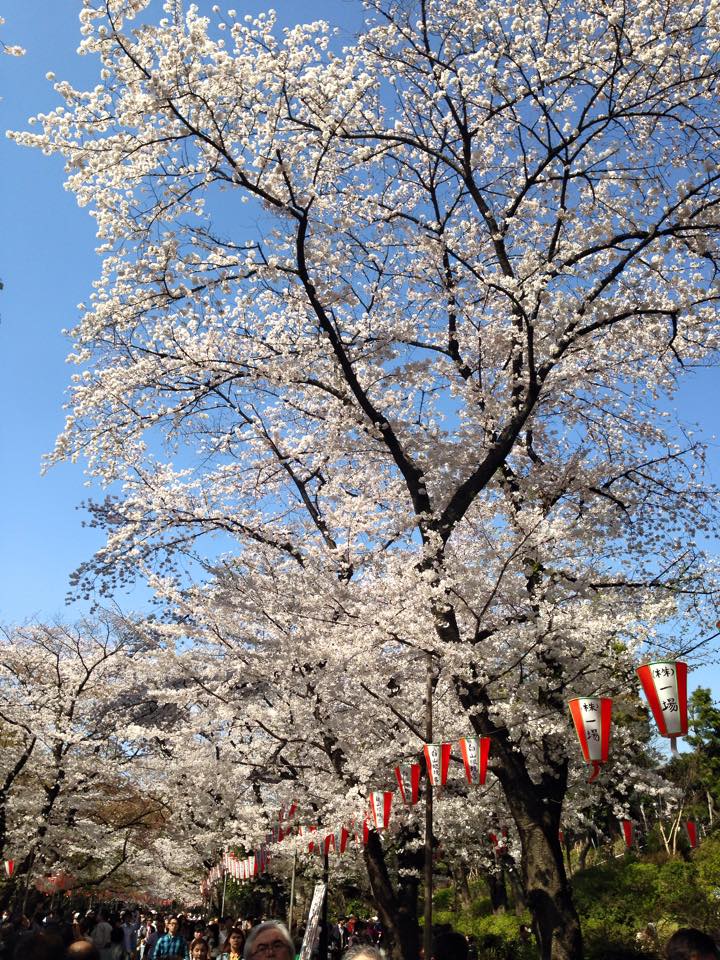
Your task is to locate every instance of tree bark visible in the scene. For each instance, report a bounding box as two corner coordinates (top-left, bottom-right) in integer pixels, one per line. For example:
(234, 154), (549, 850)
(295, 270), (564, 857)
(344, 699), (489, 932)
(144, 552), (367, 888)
(496, 764), (582, 960)
(487, 866), (508, 913)
(459, 684), (583, 960)
(363, 829), (420, 960)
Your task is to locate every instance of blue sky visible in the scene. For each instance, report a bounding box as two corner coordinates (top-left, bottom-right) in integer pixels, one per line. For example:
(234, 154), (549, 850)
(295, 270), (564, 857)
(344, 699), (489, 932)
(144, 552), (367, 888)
(1, 0), (718, 713)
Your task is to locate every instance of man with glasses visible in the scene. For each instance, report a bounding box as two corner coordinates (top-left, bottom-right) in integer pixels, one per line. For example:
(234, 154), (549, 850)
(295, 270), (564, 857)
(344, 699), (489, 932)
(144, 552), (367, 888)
(243, 922), (293, 959)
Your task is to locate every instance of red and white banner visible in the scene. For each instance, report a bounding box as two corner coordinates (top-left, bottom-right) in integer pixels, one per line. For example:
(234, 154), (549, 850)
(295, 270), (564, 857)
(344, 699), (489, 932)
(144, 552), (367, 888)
(423, 742), (452, 787)
(4, 860), (14, 878)
(369, 791), (393, 831)
(394, 763), (421, 804)
(334, 827), (350, 855)
(636, 661), (688, 754)
(622, 820), (633, 848)
(686, 820), (698, 849)
(299, 824), (317, 853)
(458, 736), (491, 785)
(568, 697), (612, 782)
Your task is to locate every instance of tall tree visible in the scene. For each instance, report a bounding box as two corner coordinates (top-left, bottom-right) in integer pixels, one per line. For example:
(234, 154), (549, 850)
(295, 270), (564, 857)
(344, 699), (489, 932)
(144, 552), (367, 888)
(10, 1), (720, 957)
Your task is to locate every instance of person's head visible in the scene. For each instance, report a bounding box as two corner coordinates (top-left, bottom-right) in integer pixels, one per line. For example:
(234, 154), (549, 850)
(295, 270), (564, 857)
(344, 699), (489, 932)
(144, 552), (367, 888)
(342, 948), (383, 960)
(67, 942), (101, 960)
(667, 929), (719, 960)
(13, 931), (63, 960)
(432, 929), (469, 960)
(191, 942), (209, 960)
(224, 929), (245, 953)
(192, 927), (205, 942)
(243, 921), (293, 960)
(166, 917), (179, 937)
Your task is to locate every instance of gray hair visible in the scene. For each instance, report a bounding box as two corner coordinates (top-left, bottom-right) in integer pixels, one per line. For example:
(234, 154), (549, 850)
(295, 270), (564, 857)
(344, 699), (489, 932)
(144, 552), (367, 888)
(243, 921), (293, 959)
(343, 948), (384, 960)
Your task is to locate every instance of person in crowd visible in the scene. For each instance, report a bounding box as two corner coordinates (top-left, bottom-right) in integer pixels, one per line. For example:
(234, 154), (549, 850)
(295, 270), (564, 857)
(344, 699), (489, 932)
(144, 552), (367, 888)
(204, 923), (220, 958)
(121, 912), (138, 960)
(242, 922), (293, 960)
(13, 930), (64, 960)
(190, 943), (209, 960)
(90, 914), (113, 959)
(341, 948), (383, 960)
(189, 928), (206, 954)
(431, 928), (468, 960)
(140, 917), (161, 960)
(666, 929), (719, 960)
(109, 922), (125, 960)
(68, 943), (101, 960)
(151, 917), (189, 960)
(218, 928), (244, 960)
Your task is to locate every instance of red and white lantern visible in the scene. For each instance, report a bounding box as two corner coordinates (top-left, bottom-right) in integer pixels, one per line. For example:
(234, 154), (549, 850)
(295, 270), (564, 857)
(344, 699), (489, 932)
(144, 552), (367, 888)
(394, 763), (421, 805)
(622, 820), (633, 848)
(636, 661), (688, 755)
(4, 860), (13, 878)
(568, 697), (612, 782)
(369, 791), (393, 831)
(686, 820), (698, 849)
(423, 743), (452, 787)
(458, 736), (491, 785)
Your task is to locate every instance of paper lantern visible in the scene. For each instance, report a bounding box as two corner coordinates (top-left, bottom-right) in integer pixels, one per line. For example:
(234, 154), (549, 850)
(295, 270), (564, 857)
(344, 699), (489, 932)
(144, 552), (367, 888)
(622, 820), (633, 848)
(686, 820), (698, 849)
(369, 791), (393, 831)
(394, 763), (421, 804)
(458, 736), (491, 785)
(423, 742), (452, 787)
(4, 860), (13, 878)
(636, 661), (688, 754)
(568, 697), (612, 782)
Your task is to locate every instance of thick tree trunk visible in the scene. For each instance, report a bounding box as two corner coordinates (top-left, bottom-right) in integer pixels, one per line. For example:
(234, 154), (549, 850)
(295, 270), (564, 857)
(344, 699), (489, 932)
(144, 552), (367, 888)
(459, 686), (583, 960)
(492, 758), (582, 960)
(363, 829), (420, 960)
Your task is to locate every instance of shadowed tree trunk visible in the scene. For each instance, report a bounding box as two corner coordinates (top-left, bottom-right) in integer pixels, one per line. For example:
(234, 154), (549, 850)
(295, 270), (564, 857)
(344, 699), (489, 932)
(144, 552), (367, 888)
(363, 828), (421, 960)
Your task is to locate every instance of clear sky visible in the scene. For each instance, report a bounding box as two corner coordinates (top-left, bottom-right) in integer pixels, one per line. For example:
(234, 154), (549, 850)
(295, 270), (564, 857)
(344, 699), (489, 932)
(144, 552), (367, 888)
(1, 0), (719, 706)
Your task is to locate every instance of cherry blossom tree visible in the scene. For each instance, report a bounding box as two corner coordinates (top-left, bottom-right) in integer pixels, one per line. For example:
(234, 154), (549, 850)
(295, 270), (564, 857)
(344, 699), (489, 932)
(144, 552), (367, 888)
(0, 616), (164, 907)
(9, 0), (720, 956)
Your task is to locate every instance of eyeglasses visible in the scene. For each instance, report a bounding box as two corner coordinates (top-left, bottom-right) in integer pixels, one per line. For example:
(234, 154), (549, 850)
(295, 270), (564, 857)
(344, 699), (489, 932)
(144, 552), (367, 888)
(251, 940), (290, 957)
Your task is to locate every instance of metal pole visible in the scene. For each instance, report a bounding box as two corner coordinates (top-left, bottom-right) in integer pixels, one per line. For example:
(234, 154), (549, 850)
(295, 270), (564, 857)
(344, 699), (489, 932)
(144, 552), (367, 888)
(288, 850), (297, 933)
(319, 848), (329, 960)
(220, 870), (228, 919)
(423, 650), (433, 960)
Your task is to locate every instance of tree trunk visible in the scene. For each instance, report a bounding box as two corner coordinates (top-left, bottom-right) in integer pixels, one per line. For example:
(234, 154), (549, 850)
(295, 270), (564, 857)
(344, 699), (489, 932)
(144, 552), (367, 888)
(577, 839), (593, 873)
(454, 862), (473, 909)
(460, 684), (583, 960)
(487, 866), (508, 913)
(363, 829), (420, 960)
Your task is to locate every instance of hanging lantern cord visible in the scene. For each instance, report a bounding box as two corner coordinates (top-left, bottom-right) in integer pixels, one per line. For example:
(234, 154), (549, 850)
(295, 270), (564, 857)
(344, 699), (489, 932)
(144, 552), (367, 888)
(588, 761), (601, 783)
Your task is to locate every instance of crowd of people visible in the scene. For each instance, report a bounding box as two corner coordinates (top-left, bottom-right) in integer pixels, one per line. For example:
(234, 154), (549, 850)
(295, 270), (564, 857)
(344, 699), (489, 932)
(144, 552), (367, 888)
(1, 907), (718, 960)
